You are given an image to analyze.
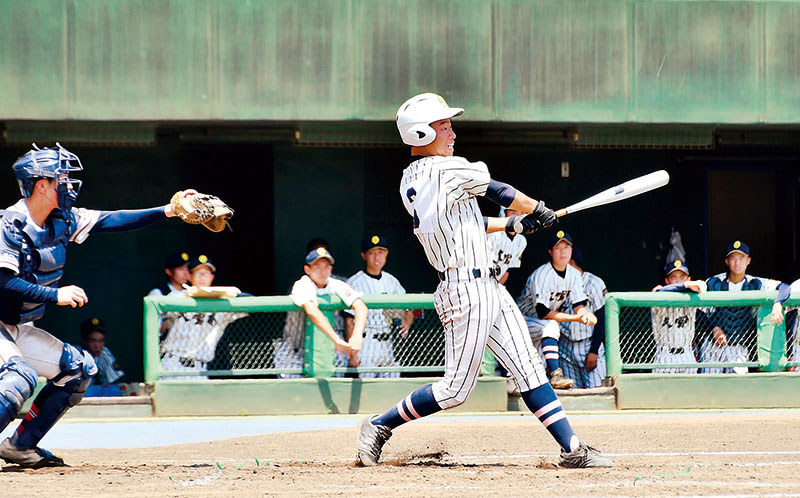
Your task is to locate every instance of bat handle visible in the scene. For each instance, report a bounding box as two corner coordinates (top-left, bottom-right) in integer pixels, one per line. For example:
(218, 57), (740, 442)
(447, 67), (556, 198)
(555, 208), (568, 218)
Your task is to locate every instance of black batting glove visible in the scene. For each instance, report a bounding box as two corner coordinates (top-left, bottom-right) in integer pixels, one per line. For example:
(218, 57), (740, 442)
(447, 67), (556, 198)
(532, 200), (558, 229)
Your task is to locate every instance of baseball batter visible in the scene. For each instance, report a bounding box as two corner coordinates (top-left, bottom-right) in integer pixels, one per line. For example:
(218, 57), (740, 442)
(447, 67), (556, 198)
(702, 240), (790, 374)
(558, 247), (607, 388)
(344, 235), (413, 379)
(517, 231), (596, 389)
(0, 144), (217, 468)
(356, 93), (612, 469)
(650, 259), (706, 374)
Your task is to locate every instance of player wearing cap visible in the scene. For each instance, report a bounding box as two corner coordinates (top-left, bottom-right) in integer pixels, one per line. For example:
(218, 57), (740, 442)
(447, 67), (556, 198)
(148, 252), (191, 297)
(344, 235), (413, 379)
(275, 248), (367, 377)
(159, 255), (247, 380)
(0, 143), (193, 467)
(356, 93), (612, 469)
(558, 247), (607, 388)
(79, 317), (125, 384)
(487, 207), (528, 286)
(517, 230), (596, 390)
(650, 259), (707, 374)
(701, 240), (791, 374)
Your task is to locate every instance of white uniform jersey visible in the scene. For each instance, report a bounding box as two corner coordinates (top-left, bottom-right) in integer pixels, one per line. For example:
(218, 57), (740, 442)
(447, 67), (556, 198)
(399, 155), (491, 271)
(651, 307), (695, 350)
(563, 272), (606, 341)
(344, 271), (406, 338)
(487, 231), (527, 277)
(517, 263), (588, 318)
(161, 311), (248, 363)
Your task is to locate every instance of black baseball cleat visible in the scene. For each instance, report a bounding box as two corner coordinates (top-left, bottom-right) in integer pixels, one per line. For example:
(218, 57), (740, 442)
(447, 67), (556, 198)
(0, 438), (66, 468)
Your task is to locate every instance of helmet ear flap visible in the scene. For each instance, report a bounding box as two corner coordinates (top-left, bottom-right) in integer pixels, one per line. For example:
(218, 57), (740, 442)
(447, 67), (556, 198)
(406, 123), (436, 146)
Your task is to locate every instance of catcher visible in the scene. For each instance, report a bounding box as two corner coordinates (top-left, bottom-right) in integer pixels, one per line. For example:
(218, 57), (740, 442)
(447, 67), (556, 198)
(0, 143), (232, 468)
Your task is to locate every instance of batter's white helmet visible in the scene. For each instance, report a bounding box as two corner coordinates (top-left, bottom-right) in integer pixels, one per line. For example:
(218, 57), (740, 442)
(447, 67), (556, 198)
(396, 93), (464, 146)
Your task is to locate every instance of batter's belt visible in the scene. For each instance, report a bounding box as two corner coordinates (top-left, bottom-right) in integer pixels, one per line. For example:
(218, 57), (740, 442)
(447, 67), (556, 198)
(437, 265), (501, 282)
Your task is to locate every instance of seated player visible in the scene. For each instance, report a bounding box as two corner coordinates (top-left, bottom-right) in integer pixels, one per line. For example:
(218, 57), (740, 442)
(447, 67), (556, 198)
(701, 240), (790, 373)
(160, 255), (247, 380)
(517, 231), (596, 389)
(274, 247), (366, 375)
(80, 317), (124, 385)
(650, 259), (706, 374)
(559, 247), (607, 388)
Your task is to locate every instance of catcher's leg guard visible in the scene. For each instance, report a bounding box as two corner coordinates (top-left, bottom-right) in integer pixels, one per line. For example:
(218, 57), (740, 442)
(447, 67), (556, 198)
(0, 356), (38, 432)
(11, 344), (96, 449)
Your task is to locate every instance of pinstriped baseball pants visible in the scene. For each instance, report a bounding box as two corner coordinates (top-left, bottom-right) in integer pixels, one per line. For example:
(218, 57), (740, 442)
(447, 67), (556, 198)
(432, 276), (548, 409)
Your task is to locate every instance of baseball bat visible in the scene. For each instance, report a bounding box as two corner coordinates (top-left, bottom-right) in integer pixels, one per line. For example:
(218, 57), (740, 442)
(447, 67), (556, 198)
(554, 170), (670, 218)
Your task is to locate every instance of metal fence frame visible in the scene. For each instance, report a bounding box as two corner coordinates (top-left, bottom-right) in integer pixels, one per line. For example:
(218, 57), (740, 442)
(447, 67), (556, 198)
(143, 294), (437, 382)
(605, 291), (800, 376)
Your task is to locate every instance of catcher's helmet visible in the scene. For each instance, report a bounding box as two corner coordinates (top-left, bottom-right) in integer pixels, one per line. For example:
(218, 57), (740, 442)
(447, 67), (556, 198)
(396, 93), (464, 146)
(12, 143), (83, 211)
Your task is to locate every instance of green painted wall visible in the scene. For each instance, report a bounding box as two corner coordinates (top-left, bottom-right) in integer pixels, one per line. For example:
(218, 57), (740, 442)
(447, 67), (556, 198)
(2, 0), (800, 123)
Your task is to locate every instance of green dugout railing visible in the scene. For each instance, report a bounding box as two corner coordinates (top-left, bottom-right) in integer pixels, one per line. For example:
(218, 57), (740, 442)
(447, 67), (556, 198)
(605, 291), (800, 376)
(143, 294), (439, 382)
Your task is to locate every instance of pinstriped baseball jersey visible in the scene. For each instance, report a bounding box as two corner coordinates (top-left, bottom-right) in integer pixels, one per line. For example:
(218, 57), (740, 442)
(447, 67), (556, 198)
(345, 270), (406, 338)
(486, 231), (527, 276)
(517, 263), (588, 318)
(562, 272), (606, 341)
(399, 155), (491, 271)
(651, 307), (695, 350)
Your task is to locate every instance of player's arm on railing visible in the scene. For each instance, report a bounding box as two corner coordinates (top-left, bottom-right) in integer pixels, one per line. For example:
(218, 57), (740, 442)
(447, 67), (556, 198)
(302, 301), (351, 354)
(348, 298), (367, 353)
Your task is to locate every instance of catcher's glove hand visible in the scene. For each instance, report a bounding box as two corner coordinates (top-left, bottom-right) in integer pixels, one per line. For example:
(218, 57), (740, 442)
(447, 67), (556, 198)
(505, 201), (558, 235)
(170, 189), (234, 232)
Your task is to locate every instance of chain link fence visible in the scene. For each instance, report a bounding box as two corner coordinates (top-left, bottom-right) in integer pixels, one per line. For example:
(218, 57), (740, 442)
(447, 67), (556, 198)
(144, 294), (442, 380)
(607, 291), (800, 375)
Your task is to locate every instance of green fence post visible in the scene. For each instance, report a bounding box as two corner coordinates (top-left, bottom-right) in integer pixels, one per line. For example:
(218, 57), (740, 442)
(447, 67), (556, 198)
(302, 295), (337, 378)
(143, 297), (162, 383)
(756, 302), (787, 372)
(605, 294), (622, 377)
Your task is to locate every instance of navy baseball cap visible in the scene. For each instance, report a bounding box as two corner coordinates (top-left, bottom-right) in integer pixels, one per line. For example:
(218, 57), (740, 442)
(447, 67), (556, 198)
(725, 240), (750, 257)
(305, 247), (335, 266)
(80, 317), (105, 337)
(361, 234), (389, 253)
(189, 254), (216, 273)
(548, 230), (573, 249)
(164, 252), (190, 269)
(665, 259), (690, 277)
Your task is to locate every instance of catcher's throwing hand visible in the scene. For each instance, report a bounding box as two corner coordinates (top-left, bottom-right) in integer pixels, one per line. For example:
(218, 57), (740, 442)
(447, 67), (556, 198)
(57, 285), (88, 308)
(168, 189), (234, 232)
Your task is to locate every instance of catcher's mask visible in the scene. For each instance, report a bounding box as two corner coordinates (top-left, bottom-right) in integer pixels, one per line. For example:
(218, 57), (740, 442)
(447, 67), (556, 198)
(12, 143), (83, 213)
(396, 93), (463, 146)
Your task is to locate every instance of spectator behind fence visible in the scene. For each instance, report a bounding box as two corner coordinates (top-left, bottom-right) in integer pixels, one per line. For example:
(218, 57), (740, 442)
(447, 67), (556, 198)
(148, 252), (191, 297)
(343, 235), (414, 379)
(650, 259), (706, 374)
(701, 240), (791, 374)
(558, 247), (607, 388)
(274, 247), (367, 377)
(517, 231), (596, 390)
(160, 255), (247, 380)
(80, 317), (124, 384)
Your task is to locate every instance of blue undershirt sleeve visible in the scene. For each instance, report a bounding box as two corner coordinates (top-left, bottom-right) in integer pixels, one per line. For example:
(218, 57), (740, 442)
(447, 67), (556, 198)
(484, 180), (517, 208)
(0, 269), (58, 303)
(91, 207), (167, 233)
(589, 306), (605, 355)
(535, 303), (551, 319)
(657, 283), (688, 292)
(776, 282), (791, 305)
(483, 216), (489, 231)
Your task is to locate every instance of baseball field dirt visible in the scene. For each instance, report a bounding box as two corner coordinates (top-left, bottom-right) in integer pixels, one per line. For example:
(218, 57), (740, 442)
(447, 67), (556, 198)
(2, 411), (798, 497)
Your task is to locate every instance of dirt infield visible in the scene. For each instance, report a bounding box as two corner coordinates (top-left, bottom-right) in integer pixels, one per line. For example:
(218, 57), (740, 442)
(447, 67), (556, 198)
(2, 412), (799, 497)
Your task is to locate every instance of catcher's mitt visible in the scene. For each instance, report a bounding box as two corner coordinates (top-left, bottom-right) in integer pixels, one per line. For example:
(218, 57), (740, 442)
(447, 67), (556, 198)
(170, 189), (234, 232)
